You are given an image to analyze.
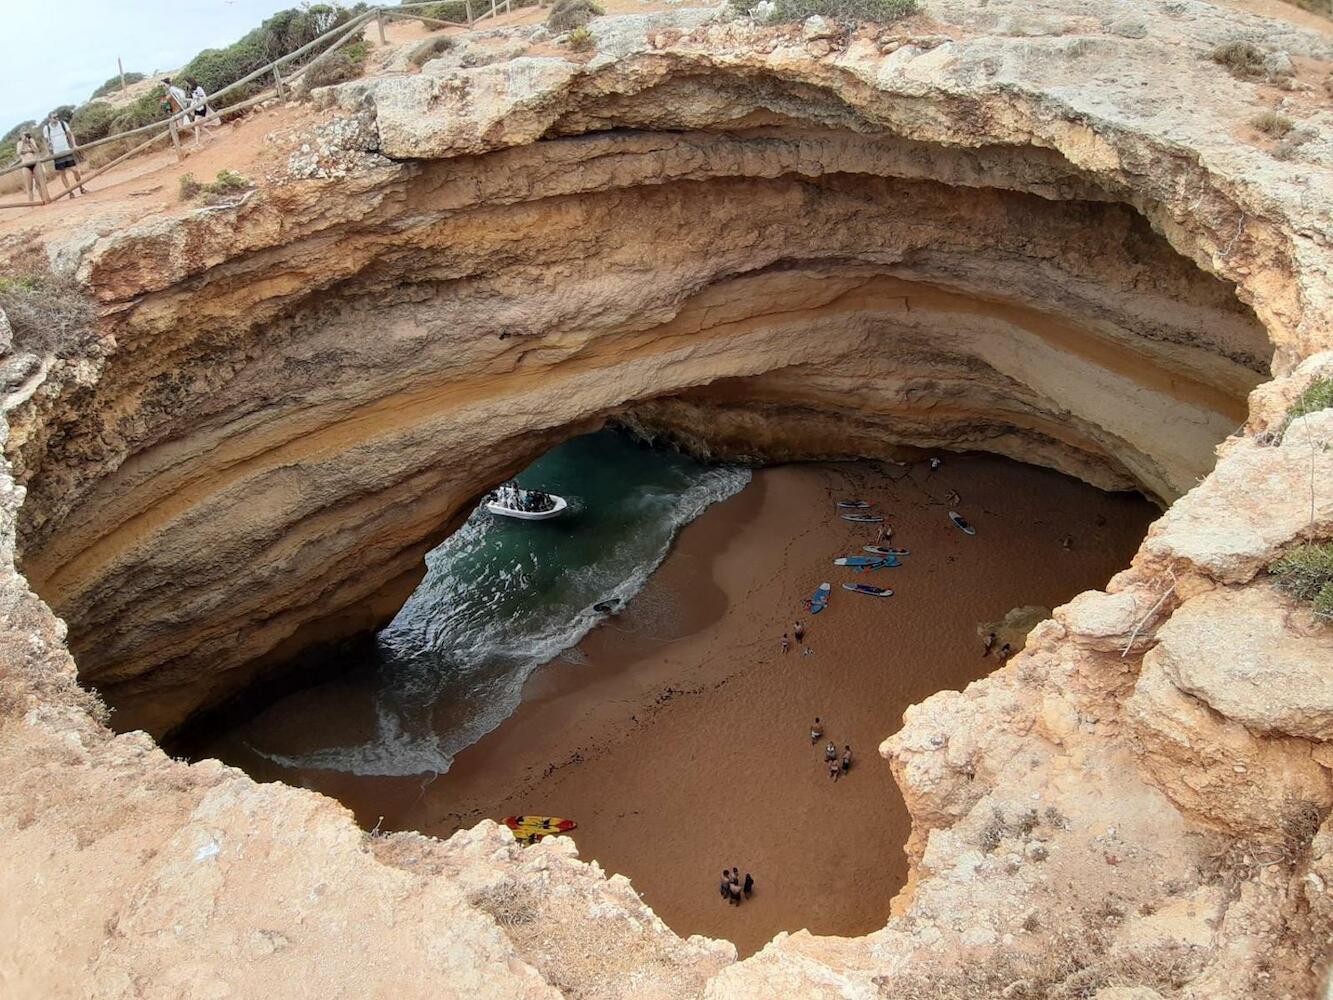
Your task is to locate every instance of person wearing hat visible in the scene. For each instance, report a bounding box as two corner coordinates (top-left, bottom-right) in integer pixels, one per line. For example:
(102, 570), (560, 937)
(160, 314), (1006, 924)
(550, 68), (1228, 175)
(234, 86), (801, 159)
(15, 129), (49, 205)
(41, 112), (87, 197)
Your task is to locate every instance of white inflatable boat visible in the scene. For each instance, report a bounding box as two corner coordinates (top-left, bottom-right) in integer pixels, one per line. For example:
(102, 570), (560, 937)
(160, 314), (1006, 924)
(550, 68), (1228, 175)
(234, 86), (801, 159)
(484, 486), (568, 521)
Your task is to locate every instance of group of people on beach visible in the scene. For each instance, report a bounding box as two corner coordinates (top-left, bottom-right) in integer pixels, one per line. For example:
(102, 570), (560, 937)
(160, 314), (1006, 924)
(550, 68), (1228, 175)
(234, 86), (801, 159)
(719, 867), (755, 906)
(14, 78), (219, 206)
(810, 718), (852, 781)
(779, 619), (808, 655)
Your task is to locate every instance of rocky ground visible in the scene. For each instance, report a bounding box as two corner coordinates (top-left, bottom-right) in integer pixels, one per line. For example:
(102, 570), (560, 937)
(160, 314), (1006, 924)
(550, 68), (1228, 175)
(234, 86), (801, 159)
(2, 0), (1332, 997)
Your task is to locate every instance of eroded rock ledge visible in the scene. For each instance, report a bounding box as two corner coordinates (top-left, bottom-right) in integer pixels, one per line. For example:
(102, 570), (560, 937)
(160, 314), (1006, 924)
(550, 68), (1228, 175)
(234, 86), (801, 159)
(2, 1), (1332, 997)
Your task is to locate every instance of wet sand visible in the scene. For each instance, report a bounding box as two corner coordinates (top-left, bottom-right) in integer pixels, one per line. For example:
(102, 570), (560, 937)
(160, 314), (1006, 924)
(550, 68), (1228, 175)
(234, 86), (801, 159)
(209, 454), (1155, 956)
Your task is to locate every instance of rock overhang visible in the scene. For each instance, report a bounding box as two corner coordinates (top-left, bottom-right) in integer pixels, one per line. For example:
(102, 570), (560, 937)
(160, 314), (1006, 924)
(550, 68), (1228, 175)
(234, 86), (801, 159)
(2, 1), (1333, 996)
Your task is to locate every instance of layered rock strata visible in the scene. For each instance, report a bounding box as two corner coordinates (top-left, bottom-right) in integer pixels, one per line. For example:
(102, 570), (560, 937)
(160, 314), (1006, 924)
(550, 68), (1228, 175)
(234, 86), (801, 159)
(2, 0), (1333, 996)
(4, 12), (1300, 733)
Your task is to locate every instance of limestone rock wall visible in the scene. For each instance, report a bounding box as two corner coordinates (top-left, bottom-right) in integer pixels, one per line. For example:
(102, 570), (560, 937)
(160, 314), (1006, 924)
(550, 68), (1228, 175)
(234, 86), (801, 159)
(2, 1), (1333, 997)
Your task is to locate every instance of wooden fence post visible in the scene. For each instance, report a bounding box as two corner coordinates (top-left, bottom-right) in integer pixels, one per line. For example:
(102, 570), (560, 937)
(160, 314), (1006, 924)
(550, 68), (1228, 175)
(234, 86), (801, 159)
(167, 117), (184, 161)
(466, 0), (473, 25)
(490, 0), (497, 19)
(273, 66), (287, 99)
(376, 10), (387, 43)
(118, 57), (127, 95)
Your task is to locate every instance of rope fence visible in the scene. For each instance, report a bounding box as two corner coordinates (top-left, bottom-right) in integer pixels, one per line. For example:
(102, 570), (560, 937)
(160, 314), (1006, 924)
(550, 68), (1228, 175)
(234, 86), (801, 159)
(0, 0), (530, 209)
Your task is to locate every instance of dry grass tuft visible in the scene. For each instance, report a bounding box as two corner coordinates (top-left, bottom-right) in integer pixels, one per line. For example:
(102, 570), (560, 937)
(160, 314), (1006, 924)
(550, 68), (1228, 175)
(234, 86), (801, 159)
(1211, 40), (1266, 77)
(408, 35), (455, 68)
(179, 169), (253, 204)
(566, 26), (595, 51)
(1250, 111), (1293, 138)
(547, 0), (604, 32)
(877, 929), (1207, 999)
(0, 267), (95, 359)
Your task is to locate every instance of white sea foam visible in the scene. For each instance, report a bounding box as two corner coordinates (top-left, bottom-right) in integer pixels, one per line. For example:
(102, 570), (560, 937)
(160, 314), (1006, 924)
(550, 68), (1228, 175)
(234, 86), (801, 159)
(252, 463), (750, 777)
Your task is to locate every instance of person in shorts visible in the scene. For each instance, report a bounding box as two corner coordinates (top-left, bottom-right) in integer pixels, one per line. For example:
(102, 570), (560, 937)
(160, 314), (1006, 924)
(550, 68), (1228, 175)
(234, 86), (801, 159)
(15, 131), (48, 205)
(41, 113), (87, 197)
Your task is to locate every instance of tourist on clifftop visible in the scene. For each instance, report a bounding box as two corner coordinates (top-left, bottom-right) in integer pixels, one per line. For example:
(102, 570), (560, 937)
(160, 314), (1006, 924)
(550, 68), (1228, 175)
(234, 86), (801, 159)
(15, 130), (47, 205)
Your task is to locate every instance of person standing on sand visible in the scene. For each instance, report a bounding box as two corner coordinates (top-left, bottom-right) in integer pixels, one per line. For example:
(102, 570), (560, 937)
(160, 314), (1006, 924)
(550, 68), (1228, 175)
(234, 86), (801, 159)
(16, 131), (48, 205)
(810, 717), (823, 744)
(729, 879), (742, 905)
(781, 633), (790, 653)
(720, 871), (731, 903)
(41, 113), (87, 197)
(828, 758), (841, 781)
(825, 740), (837, 763)
(842, 745), (853, 773)
(743, 872), (754, 897)
(794, 621), (805, 643)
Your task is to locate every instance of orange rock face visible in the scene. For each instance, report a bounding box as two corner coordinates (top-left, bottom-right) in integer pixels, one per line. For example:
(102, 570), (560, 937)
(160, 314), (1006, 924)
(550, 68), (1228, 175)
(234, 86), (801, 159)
(1, 2), (1332, 997)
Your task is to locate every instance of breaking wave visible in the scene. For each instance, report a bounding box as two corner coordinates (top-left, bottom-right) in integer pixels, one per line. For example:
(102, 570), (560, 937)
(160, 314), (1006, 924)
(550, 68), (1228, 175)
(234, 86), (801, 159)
(251, 433), (748, 777)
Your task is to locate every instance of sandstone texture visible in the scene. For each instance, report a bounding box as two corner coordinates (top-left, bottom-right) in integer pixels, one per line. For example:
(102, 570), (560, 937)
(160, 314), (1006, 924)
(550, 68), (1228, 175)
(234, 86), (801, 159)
(2, 0), (1333, 997)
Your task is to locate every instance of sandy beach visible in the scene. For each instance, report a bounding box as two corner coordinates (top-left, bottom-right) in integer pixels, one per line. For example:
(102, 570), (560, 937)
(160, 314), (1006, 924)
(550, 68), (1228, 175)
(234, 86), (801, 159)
(217, 454), (1155, 956)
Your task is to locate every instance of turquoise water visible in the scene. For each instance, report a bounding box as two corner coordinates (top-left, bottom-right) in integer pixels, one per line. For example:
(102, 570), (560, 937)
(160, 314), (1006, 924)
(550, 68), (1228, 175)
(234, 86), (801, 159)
(249, 430), (749, 777)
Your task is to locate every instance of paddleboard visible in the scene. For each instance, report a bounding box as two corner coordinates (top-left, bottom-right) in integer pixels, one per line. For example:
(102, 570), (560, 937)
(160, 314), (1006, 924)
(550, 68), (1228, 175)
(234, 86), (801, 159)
(836, 500), (872, 509)
(842, 583), (893, 597)
(835, 556), (898, 570)
(809, 582), (832, 614)
(833, 556), (884, 567)
(863, 546), (910, 557)
(840, 514), (884, 523)
(949, 511), (976, 535)
(505, 816), (577, 844)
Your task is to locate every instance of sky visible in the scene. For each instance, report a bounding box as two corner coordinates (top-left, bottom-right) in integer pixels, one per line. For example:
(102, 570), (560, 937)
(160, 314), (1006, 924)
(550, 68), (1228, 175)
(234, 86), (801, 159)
(0, 0), (299, 131)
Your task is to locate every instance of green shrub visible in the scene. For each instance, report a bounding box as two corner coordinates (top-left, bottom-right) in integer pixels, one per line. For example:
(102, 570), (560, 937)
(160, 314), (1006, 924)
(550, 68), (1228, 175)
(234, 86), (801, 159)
(1284, 376), (1333, 430)
(304, 41), (369, 88)
(1270, 543), (1333, 621)
(1, 120), (37, 153)
(405, 0), (540, 25)
(108, 86), (169, 134)
(565, 26), (595, 50)
(0, 268), (95, 358)
(1250, 111), (1293, 138)
(410, 0), (470, 22)
(180, 4), (363, 106)
(1211, 40), (1266, 77)
(547, 0), (603, 32)
(733, 0), (916, 23)
(70, 102), (120, 144)
(91, 71), (146, 99)
(180, 169), (254, 204)
(408, 35), (455, 68)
